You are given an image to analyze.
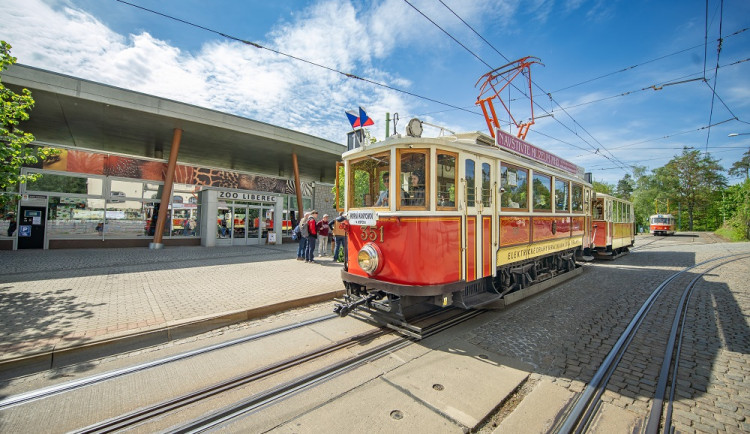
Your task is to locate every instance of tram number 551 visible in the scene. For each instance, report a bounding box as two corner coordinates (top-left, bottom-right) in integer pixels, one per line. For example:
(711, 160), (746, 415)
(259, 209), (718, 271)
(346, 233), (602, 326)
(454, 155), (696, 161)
(360, 225), (384, 243)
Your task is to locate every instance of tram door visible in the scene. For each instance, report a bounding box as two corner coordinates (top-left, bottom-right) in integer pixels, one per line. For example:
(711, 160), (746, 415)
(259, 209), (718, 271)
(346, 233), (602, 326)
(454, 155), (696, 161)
(462, 156), (495, 281)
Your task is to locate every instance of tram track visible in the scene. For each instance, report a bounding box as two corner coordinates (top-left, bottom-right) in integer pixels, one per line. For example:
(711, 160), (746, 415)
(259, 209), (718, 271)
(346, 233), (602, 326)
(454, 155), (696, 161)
(0, 305), (482, 433)
(72, 308), (482, 433)
(553, 252), (750, 433)
(0, 314), (338, 411)
(166, 308), (484, 433)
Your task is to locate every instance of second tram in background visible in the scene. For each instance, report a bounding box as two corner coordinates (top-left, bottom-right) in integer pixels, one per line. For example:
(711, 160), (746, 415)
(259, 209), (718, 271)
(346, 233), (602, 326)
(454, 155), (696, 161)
(591, 193), (635, 258)
(649, 214), (676, 235)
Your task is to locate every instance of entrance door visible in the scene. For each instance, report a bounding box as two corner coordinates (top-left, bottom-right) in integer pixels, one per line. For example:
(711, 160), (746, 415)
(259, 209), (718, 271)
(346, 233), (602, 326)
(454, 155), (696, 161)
(246, 206), (261, 245)
(231, 205), (248, 245)
(461, 156), (495, 281)
(18, 205), (46, 249)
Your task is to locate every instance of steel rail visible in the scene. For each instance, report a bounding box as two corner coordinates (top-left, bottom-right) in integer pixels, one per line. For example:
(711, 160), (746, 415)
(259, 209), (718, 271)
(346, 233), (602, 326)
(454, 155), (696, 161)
(555, 253), (747, 433)
(645, 254), (750, 433)
(169, 309), (485, 433)
(74, 326), (389, 434)
(0, 314), (337, 410)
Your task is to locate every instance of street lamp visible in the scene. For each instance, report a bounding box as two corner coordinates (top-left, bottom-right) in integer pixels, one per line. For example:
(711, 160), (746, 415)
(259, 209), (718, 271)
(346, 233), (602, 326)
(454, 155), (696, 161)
(728, 133), (750, 137)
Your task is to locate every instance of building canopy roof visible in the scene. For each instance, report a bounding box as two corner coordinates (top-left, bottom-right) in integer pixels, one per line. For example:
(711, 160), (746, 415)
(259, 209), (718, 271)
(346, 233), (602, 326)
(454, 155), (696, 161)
(2, 64), (345, 182)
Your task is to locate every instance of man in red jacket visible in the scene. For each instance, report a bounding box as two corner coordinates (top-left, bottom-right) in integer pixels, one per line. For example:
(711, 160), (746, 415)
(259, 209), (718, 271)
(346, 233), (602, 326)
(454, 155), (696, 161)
(305, 210), (318, 263)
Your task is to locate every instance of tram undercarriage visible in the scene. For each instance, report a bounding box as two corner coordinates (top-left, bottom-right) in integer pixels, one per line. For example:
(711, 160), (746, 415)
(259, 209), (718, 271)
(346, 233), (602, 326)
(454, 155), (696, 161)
(335, 248), (580, 321)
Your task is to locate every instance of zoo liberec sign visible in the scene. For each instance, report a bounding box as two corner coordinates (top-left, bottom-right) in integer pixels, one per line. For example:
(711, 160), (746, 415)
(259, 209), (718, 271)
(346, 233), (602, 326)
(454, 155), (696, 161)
(218, 191), (277, 202)
(495, 128), (584, 177)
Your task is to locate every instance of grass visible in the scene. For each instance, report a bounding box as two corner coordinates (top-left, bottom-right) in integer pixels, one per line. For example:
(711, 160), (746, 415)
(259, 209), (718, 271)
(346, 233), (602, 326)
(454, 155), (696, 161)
(714, 226), (748, 242)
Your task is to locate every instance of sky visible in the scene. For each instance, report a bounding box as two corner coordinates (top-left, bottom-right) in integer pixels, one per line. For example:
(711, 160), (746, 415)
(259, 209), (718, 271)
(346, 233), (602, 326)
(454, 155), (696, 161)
(1, 0), (749, 185)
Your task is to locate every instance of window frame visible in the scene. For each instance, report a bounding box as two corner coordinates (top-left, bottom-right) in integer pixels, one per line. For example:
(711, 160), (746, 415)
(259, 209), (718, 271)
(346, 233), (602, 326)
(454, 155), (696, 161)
(436, 150), (458, 211)
(532, 171), (552, 212)
(572, 183), (584, 213)
(347, 151), (390, 209)
(554, 178), (570, 213)
(396, 148), (430, 211)
(500, 163), (529, 212)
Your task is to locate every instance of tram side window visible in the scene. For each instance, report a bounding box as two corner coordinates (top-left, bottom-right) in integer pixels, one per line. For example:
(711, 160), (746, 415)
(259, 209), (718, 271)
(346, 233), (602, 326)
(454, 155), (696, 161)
(500, 164), (528, 210)
(437, 152), (457, 209)
(593, 199), (603, 219)
(465, 159), (476, 206)
(482, 163), (491, 207)
(532, 173), (552, 211)
(399, 150), (428, 208)
(349, 153), (390, 208)
(572, 184), (584, 212)
(555, 179), (569, 212)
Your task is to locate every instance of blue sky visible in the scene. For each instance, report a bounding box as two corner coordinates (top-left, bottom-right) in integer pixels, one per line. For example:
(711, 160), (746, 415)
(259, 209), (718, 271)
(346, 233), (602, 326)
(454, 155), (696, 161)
(1, 0), (749, 184)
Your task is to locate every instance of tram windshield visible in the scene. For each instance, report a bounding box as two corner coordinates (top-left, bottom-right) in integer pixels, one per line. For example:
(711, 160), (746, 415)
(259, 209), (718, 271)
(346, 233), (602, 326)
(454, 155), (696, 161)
(651, 217), (672, 224)
(349, 153), (390, 208)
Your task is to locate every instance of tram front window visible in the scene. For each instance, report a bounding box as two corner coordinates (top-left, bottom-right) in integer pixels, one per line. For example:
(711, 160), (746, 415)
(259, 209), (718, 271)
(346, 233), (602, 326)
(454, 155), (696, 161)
(349, 153), (390, 208)
(400, 150), (428, 208)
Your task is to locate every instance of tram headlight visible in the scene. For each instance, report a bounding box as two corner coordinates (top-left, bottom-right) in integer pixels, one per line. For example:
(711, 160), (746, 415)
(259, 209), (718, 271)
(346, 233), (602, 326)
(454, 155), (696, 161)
(357, 243), (383, 275)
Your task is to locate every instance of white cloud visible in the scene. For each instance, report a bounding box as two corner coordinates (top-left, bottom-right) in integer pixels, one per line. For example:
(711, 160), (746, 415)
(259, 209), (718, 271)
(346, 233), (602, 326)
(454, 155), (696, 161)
(0, 0), (428, 143)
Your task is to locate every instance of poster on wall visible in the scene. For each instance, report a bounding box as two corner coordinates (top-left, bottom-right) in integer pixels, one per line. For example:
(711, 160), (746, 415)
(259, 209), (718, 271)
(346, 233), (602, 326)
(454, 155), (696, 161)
(33, 146), (313, 196)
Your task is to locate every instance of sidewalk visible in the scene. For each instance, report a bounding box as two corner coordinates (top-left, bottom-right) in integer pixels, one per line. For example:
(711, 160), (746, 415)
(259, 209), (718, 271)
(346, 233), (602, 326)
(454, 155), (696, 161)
(0, 243), (345, 377)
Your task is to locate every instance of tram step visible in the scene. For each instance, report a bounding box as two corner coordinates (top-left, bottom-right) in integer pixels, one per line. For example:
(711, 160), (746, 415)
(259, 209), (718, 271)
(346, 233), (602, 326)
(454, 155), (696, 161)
(453, 291), (503, 309)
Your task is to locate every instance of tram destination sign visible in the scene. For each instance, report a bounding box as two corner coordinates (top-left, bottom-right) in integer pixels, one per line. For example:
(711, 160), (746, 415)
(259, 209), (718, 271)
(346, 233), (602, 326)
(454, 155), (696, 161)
(495, 128), (584, 177)
(348, 210), (377, 226)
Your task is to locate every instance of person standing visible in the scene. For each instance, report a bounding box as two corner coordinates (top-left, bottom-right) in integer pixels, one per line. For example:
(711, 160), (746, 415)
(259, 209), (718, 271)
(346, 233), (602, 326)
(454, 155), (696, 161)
(305, 210), (318, 263)
(332, 212), (348, 263)
(297, 211), (310, 261)
(316, 214), (330, 257)
(7, 217), (17, 237)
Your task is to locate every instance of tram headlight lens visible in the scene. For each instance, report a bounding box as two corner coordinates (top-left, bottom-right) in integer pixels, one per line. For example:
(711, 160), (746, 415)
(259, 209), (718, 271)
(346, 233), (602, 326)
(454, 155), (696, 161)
(357, 243), (382, 275)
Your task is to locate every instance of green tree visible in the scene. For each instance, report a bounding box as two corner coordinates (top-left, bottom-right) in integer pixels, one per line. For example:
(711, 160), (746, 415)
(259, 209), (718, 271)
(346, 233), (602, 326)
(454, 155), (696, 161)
(592, 180), (614, 195)
(615, 173), (634, 200)
(659, 148), (726, 231)
(718, 179), (750, 240)
(0, 41), (58, 202)
(630, 165), (658, 229)
(728, 148), (750, 180)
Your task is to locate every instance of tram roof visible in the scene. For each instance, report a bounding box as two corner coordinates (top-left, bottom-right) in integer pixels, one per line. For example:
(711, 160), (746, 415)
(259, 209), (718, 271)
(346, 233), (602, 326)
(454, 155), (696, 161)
(344, 131), (589, 182)
(2, 64), (345, 182)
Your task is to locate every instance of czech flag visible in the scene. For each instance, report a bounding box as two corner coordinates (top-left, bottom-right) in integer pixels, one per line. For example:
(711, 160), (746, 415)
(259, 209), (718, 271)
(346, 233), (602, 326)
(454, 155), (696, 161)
(359, 106), (374, 127)
(345, 106), (375, 129)
(345, 110), (360, 128)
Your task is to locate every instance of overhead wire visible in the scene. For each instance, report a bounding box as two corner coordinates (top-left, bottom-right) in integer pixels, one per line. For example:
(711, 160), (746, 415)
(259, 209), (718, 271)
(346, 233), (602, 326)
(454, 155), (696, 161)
(551, 59), (743, 113)
(550, 25), (745, 94)
(433, 0), (634, 173)
(704, 0), (724, 153)
(112, 0), (484, 117)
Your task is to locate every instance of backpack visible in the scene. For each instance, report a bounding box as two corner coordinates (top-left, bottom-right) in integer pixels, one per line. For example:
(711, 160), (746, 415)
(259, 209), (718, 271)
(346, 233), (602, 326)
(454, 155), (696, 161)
(292, 225), (301, 240)
(300, 220), (309, 238)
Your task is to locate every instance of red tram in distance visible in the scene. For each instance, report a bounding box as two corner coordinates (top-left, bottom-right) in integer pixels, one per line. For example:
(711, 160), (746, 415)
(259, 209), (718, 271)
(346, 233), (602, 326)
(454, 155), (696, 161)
(334, 125), (603, 318)
(650, 214), (676, 236)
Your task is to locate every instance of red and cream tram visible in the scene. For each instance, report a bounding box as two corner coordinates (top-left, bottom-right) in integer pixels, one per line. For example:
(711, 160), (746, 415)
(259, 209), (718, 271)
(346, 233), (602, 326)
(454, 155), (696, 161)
(334, 125), (595, 317)
(649, 214), (676, 235)
(591, 193), (635, 258)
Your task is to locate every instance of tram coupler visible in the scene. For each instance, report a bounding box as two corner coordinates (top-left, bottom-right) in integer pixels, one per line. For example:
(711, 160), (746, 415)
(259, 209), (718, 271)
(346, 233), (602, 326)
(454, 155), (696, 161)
(334, 292), (380, 317)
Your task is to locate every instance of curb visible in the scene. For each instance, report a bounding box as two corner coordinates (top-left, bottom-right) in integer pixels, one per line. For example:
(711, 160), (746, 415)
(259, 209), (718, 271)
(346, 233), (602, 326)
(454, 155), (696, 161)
(0, 290), (345, 379)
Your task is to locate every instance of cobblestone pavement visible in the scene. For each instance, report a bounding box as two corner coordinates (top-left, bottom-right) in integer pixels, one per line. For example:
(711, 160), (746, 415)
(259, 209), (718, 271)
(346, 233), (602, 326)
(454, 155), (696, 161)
(0, 243), (345, 365)
(468, 233), (750, 433)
